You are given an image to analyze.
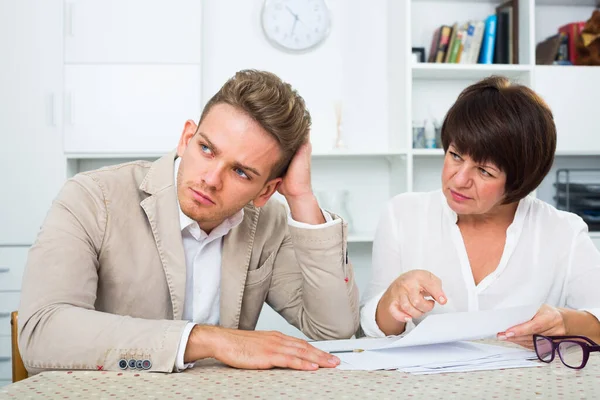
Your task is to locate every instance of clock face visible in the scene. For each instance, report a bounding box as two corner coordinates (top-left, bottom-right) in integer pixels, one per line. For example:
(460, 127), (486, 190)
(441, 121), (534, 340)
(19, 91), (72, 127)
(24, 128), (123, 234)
(261, 0), (332, 53)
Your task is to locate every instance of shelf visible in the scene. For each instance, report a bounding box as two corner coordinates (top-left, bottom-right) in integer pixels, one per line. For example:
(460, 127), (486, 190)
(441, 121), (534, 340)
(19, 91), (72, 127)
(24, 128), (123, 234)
(66, 149), (410, 160)
(412, 63), (532, 80)
(412, 148), (445, 156)
(65, 152), (164, 159)
(347, 233), (374, 243)
(555, 150), (600, 156)
(312, 149), (408, 157)
(536, 0), (598, 6)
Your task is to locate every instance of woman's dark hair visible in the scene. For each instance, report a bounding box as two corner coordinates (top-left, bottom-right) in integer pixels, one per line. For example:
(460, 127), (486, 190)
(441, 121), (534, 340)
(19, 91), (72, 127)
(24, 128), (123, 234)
(441, 75), (557, 204)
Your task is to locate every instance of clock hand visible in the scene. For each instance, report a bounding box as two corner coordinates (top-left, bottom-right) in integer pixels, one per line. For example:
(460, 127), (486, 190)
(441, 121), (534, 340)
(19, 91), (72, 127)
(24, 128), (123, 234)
(290, 16), (298, 36)
(285, 6), (298, 19)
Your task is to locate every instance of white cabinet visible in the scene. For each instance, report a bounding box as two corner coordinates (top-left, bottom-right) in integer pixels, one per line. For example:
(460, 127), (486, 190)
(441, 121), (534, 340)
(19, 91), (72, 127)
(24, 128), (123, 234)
(0, 246), (29, 292)
(535, 66), (600, 154)
(64, 65), (202, 154)
(64, 0), (202, 64)
(0, 0), (65, 245)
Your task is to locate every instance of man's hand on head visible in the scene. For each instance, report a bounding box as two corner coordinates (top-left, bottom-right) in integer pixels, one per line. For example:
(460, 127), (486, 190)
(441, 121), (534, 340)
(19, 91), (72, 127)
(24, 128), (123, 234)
(277, 141), (326, 225)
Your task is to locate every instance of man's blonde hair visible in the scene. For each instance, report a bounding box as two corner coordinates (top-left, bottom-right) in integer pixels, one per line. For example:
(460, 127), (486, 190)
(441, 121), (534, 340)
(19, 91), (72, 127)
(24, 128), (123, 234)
(199, 69), (311, 179)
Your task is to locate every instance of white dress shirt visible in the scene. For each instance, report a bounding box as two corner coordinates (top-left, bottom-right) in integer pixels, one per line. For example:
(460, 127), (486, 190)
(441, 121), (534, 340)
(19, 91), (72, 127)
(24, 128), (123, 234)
(173, 158), (340, 369)
(360, 190), (600, 337)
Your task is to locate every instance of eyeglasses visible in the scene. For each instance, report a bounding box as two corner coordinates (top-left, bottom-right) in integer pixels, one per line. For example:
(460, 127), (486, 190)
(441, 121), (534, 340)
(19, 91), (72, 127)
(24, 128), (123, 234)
(534, 334), (600, 370)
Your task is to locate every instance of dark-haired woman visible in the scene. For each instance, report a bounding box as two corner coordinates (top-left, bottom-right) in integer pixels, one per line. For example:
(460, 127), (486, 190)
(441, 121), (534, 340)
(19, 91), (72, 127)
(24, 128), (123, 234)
(360, 76), (600, 348)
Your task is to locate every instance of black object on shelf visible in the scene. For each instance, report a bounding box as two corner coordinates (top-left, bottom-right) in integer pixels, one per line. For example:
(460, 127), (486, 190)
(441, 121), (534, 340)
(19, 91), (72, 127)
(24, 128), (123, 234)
(554, 168), (600, 232)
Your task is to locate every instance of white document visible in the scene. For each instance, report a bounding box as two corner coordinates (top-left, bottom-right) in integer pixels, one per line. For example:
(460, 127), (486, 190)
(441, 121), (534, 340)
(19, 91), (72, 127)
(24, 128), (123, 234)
(311, 304), (539, 353)
(335, 341), (536, 371)
(402, 359), (541, 375)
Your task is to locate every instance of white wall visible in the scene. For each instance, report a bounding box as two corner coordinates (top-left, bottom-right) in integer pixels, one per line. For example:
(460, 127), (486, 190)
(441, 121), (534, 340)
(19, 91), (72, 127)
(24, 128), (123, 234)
(201, 0), (390, 153)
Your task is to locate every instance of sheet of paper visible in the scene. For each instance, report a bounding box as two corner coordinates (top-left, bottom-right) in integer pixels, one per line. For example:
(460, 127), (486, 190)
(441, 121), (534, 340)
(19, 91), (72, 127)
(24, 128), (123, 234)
(311, 305), (539, 353)
(402, 359), (541, 375)
(383, 304), (540, 349)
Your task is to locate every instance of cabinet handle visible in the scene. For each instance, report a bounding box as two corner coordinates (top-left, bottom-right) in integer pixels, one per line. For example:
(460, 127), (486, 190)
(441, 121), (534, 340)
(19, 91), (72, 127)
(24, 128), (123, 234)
(0, 313), (10, 318)
(0, 268), (9, 273)
(0, 357), (9, 363)
(65, 2), (74, 37)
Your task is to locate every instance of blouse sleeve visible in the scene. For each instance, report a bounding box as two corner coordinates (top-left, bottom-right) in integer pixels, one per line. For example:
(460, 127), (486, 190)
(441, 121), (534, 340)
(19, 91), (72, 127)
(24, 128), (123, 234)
(565, 220), (600, 323)
(359, 199), (404, 337)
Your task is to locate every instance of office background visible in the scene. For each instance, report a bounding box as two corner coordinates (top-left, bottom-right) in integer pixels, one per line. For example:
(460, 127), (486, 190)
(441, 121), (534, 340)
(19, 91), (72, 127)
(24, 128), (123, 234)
(1, 0), (599, 386)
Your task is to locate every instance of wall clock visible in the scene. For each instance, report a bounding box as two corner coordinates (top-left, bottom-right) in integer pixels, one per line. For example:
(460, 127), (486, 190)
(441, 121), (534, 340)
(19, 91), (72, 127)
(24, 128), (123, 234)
(261, 0), (332, 53)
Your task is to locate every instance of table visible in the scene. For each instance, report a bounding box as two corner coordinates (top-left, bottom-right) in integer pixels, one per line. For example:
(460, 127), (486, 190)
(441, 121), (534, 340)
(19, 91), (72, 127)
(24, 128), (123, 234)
(1, 354), (599, 400)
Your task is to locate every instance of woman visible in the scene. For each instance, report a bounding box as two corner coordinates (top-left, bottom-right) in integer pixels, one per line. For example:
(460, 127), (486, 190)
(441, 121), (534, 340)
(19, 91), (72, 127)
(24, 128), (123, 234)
(360, 76), (600, 348)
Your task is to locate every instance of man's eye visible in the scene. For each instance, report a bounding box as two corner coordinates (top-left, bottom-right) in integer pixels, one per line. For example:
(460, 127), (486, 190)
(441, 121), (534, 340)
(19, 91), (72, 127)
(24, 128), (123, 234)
(234, 168), (249, 179)
(201, 144), (211, 154)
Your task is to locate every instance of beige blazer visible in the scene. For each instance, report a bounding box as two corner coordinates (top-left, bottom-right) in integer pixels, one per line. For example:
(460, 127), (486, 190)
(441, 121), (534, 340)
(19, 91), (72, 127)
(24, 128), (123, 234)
(18, 151), (359, 374)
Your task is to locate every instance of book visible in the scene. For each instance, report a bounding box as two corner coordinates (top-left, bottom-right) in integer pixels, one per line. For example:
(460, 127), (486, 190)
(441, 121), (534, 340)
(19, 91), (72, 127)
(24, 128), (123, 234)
(479, 15), (497, 64)
(494, 0), (519, 64)
(558, 22), (586, 65)
(428, 27), (442, 63)
(444, 23), (459, 63)
(448, 24), (466, 63)
(435, 25), (453, 63)
(556, 32), (569, 61)
(468, 21), (486, 64)
(459, 22), (476, 64)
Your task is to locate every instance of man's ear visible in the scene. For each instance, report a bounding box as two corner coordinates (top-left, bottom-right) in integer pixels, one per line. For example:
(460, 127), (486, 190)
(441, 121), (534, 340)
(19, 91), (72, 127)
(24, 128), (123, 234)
(176, 120), (198, 157)
(253, 178), (282, 208)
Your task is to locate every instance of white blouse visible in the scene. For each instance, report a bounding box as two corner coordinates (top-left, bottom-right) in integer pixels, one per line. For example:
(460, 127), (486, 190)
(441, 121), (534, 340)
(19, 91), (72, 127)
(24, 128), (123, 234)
(360, 190), (600, 337)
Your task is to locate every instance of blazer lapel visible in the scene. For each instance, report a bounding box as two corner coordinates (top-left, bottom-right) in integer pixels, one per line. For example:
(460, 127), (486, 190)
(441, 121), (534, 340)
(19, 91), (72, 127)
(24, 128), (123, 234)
(139, 151), (187, 320)
(220, 204), (260, 329)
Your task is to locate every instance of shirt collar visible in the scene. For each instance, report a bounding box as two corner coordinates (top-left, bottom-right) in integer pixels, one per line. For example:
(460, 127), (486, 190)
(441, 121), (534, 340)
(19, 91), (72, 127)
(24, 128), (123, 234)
(439, 188), (533, 231)
(174, 157), (244, 241)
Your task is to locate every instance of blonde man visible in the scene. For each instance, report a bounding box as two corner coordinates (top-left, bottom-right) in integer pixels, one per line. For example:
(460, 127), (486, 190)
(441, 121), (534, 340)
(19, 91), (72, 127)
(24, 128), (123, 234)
(19, 70), (358, 374)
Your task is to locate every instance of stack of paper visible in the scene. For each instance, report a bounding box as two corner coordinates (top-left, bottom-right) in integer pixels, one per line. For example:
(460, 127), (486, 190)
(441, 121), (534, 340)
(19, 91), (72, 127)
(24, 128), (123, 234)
(337, 341), (539, 374)
(311, 305), (542, 373)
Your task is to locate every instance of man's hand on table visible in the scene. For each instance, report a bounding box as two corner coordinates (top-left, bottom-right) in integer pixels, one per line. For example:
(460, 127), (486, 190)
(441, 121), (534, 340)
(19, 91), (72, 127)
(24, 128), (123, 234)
(184, 325), (340, 371)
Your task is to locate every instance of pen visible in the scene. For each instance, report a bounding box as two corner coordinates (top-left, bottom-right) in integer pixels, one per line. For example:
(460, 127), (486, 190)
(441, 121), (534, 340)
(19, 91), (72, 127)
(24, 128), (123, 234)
(330, 349), (364, 354)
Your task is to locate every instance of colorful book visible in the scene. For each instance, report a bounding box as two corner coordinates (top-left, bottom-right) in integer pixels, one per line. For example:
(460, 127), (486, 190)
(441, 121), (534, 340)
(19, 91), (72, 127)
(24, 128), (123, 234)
(479, 15), (497, 64)
(435, 25), (453, 63)
(444, 23), (459, 63)
(558, 22), (586, 65)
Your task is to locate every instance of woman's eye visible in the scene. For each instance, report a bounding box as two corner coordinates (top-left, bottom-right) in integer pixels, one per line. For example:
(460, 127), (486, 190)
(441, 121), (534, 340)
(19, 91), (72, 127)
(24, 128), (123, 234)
(479, 168), (491, 177)
(201, 144), (211, 154)
(450, 151), (461, 160)
(234, 168), (249, 179)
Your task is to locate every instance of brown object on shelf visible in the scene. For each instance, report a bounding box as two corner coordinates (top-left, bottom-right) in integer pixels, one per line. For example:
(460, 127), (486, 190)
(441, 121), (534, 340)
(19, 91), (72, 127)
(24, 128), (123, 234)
(536, 34), (561, 65)
(576, 10), (600, 66)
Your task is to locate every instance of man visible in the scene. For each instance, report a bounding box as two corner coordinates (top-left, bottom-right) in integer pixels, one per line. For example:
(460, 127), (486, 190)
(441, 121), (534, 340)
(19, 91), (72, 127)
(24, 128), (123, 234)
(19, 70), (359, 374)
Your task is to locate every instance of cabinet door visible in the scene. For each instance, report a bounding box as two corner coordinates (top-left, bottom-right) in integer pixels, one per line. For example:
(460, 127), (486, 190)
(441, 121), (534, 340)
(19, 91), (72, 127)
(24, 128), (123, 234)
(0, 0), (65, 245)
(64, 65), (202, 153)
(535, 67), (600, 154)
(0, 246), (29, 291)
(65, 0), (202, 63)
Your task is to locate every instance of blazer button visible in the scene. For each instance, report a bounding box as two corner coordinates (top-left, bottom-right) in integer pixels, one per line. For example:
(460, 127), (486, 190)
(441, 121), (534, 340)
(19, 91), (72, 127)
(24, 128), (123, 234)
(135, 360), (144, 370)
(118, 359), (128, 370)
(128, 359), (137, 369)
(142, 359), (152, 370)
